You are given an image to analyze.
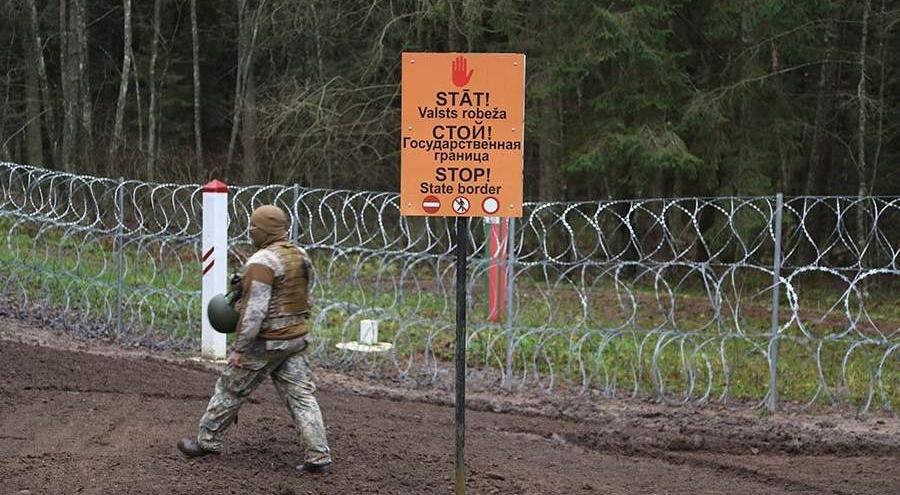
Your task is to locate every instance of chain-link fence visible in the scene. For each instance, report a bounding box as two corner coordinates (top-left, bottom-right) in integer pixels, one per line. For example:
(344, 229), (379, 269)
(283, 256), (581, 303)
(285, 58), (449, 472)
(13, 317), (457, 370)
(1, 162), (897, 411)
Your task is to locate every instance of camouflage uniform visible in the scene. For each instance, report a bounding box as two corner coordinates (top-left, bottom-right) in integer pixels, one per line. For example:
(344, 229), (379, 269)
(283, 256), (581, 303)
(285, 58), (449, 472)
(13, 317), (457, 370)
(194, 206), (331, 466)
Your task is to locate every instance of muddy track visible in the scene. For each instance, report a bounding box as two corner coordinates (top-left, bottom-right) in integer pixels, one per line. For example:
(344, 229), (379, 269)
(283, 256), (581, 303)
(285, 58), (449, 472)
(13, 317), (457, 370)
(1, 332), (898, 494)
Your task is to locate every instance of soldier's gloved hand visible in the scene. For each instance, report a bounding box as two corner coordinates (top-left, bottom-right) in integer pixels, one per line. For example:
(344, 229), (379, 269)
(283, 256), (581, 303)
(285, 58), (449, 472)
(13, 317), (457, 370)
(229, 273), (244, 301)
(228, 351), (242, 368)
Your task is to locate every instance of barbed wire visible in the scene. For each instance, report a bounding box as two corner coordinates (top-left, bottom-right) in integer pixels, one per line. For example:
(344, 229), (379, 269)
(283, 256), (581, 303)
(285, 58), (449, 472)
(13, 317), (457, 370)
(0, 162), (896, 411)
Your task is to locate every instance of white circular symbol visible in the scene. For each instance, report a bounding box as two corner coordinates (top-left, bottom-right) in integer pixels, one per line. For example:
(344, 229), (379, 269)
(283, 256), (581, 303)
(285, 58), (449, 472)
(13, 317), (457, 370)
(452, 196), (470, 214)
(482, 197), (499, 214)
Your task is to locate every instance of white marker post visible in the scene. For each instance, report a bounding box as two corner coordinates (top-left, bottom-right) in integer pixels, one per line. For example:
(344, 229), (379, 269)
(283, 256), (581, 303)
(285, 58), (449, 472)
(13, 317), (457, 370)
(360, 320), (379, 345)
(201, 179), (228, 359)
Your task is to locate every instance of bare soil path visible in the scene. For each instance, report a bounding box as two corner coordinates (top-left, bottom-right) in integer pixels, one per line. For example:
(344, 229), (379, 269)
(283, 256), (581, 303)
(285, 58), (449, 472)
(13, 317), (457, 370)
(0, 320), (898, 495)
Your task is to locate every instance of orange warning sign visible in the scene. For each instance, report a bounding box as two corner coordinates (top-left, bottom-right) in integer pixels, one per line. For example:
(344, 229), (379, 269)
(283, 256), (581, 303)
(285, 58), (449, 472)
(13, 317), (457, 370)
(400, 52), (525, 217)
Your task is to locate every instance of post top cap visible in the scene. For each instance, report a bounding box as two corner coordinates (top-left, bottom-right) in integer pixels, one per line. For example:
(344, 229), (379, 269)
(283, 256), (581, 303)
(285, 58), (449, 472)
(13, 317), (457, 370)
(202, 179), (228, 193)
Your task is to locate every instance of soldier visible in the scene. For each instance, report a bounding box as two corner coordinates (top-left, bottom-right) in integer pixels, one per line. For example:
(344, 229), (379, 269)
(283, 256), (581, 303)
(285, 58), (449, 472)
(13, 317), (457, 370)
(177, 205), (333, 474)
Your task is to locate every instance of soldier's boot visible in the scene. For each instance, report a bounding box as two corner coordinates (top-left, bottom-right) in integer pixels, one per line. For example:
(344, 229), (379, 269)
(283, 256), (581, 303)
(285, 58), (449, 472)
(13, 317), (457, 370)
(296, 461), (332, 474)
(177, 438), (219, 458)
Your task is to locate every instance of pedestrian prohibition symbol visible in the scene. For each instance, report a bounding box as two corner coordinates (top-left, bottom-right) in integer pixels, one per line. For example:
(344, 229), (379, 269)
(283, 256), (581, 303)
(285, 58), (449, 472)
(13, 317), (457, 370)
(452, 196), (470, 214)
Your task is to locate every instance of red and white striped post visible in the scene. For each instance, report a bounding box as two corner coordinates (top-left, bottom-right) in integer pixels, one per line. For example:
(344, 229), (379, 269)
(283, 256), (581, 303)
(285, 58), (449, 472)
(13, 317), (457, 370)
(201, 179), (228, 359)
(485, 217), (509, 322)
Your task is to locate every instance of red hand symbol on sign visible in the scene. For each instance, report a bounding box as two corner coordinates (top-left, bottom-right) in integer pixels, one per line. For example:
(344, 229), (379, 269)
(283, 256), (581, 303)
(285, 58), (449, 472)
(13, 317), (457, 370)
(451, 56), (474, 87)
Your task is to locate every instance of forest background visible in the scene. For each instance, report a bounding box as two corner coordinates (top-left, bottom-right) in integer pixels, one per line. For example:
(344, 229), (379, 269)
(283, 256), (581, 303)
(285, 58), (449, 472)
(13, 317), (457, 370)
(0, 0), (897, 201)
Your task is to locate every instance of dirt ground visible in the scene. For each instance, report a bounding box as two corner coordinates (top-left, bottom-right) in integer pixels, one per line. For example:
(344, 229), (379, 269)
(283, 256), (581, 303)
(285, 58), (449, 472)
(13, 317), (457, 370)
(0, 320), (898, 495)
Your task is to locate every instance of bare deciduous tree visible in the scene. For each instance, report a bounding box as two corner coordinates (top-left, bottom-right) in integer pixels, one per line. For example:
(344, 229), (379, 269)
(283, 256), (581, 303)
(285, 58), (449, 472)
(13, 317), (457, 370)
(59, 0), (78, 170)
(869, 0), (888, 195)
(21, 5), (43, 166)
(227, 0), (265, 182)
(24, 0), (57, 166)
(190, 0), (203, 171)
(855, 0), (872, 251)
(111, 0), (133, 158)
(241, 60), (259, 184)
(0, 67), (13, 160)
(74, 0), (92, 161)
(147, 0), (162, 178)
(805, 7), (839, 196)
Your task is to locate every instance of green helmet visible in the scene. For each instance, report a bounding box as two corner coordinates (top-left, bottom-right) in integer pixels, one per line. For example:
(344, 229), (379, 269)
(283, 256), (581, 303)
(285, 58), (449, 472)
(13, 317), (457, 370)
(208, 292), (240, 334)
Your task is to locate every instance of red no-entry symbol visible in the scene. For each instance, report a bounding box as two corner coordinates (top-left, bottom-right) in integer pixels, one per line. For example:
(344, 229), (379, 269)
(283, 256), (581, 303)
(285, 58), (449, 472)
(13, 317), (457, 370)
(422, 195), (441, 214)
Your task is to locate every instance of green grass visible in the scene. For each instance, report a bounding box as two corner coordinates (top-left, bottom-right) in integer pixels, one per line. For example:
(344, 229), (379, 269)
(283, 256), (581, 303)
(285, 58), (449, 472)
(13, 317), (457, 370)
(1, 216), (896, 410)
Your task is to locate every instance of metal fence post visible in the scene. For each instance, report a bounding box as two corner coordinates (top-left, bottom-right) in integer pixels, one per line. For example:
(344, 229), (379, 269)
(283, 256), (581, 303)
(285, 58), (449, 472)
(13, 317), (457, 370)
(767, 193), (784, 412)
(115, 178), (125, 337)
(290, 183), (300, 241)
(503, 217), (516, 390)
(454, 217), (469, 495)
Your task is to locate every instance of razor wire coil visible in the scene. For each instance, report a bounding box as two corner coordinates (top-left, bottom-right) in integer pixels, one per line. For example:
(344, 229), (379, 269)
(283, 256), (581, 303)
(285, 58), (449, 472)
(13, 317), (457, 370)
(0, 161), (897, 411)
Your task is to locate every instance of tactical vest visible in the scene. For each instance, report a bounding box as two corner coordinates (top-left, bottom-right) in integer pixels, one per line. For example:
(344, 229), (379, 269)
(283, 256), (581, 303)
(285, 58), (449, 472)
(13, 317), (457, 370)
(259, 241), (311, 340)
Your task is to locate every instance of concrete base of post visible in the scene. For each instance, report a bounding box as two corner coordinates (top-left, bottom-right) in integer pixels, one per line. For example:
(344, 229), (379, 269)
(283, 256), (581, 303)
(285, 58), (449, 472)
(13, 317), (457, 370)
(336, 319), (393, 353)
(336, 342), (393, 353)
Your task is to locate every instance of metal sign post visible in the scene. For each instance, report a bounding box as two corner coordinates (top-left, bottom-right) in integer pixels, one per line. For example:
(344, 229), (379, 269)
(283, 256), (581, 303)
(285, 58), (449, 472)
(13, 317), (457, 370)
(454, 218), (468, 495)
(399, 52), (525, 495)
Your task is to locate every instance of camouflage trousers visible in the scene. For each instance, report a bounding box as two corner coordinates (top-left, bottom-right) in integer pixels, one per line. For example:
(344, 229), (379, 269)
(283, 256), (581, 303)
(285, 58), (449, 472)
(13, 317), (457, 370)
(196, 339), (332, 465)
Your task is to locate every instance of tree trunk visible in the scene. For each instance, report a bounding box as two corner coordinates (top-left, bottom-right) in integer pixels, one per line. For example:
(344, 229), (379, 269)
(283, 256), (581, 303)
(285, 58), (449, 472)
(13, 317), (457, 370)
(818, 7), (850, 196)
(804, 13), (837, 196)
(309, 1), (325, 80)
(735, 10), (753, 196)
(111, 0), (133, 159)
(855, 0), (872, 257)
(0, 69), (13, 161)
(447, 0), (464, 51)
(23, 26), (44, 166)
(241, 62), (258, 184)
(538, 86), (563, 201)
(59, 0), (78, 170)
(190, 0), (203, 171)
(531, 1), (563, 202)
(147, 0), (162, 179)
(226, 0), (247, 167)
(73, 0), (91, 164)
(228, 0), (263, 179)
(869, 0), (886, 195)
(771, 43), (789, 193)
(132, 40), (143, 155)
(24, 0), (57, 167)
